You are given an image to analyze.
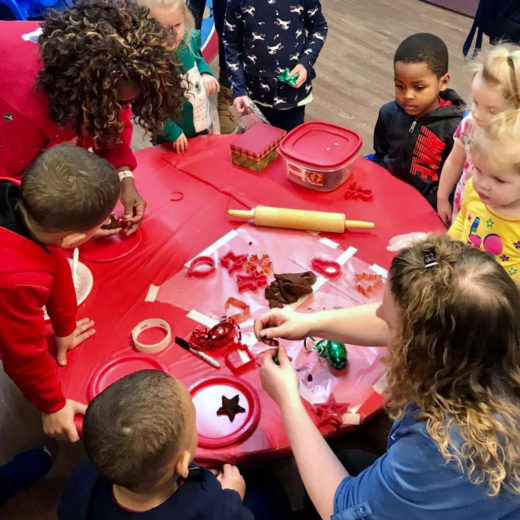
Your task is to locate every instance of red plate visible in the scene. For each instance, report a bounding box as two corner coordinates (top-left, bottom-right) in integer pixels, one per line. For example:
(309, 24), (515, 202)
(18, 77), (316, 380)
(88, 353), (168, 400)
(79, 228), (143, 263)
(190, 376), (260, 448)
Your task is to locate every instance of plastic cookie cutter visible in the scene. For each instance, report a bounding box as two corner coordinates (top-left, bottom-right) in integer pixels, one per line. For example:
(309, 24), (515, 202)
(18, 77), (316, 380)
(304, 337), (348, 370)
(354, 272), (383, 297)
(247, 254), (274, 275)
(225, 297), (251, 323)
(311, 258), (342, 278)
(224, 342), (256, 374)
(190, 317), (242, 350)
(187, 256), (216, 277)
(344, 181), (373, 201)
(220, 251), (249, 274)
(312, 394), (350, 428)
(236, 271), (268, 292)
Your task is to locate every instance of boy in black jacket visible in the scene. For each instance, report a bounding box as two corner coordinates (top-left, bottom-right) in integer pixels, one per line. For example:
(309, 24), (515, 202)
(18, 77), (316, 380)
(373, 33), (466, 209)
(59, 370), (288, 519)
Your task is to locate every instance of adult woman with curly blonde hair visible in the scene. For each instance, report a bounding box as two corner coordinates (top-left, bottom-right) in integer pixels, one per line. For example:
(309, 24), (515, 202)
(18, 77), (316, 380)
(0, 0), (183, 235)
(255, 235), (520, 519)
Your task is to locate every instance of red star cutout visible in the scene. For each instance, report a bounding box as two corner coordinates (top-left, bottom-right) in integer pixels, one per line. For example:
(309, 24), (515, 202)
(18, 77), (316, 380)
(312, 395), (349, 428)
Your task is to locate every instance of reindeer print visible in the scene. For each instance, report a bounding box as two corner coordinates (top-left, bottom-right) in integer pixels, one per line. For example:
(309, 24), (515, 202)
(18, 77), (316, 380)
(252, 32), (266, 41)
(243, 6), (256, 16)
(275, 18), (291, 30)
(290, 5), (304, 14)
(267, 43), (284, 54)
(224, 20), (236, 31)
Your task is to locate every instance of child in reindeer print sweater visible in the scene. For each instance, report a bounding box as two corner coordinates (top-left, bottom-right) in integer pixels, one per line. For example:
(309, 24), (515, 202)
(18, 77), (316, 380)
(223, 0), (327, 131)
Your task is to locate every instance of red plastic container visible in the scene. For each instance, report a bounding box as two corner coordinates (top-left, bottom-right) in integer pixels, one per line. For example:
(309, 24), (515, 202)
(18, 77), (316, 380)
(279, 122), (362, 192)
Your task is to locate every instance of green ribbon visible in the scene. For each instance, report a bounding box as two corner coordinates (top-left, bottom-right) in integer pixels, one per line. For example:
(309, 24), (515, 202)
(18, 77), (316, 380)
(276, 68), (298, 87)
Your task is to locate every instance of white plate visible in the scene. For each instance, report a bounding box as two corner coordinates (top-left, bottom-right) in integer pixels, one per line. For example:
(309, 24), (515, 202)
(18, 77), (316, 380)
(43, 259), (93, 320)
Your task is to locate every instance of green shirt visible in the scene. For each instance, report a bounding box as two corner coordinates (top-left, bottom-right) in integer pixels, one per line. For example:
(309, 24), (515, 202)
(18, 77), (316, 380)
(159, 30), (214, 142)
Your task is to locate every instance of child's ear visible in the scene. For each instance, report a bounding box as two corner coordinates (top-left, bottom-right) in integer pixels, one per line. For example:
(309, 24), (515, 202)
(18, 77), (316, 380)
(174, 450), (192, 479)
(60, 232), (87, 249)
(439, 72), (450, 91)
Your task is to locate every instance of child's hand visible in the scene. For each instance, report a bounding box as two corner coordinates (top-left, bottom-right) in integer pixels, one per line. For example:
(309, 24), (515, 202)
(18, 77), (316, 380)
(437, 197), (453, 227)
(289, 64), (307, 88)
(202, 73), (220, 97)
(233, 96), (250, 114)
(120, 179), (147, 236)
(55, 317), (95, 367)
(173, 133), (189, 153)
(386, 232), (429, 252)
(260, 347), (300, 408)
(215, 464), (246, 500)
(41, 399), (87, 442)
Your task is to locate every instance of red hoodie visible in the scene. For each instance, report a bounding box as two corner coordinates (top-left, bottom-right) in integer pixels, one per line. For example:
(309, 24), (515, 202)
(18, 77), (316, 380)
(0, 20), (137, 177)
(0, 181), (76, 413)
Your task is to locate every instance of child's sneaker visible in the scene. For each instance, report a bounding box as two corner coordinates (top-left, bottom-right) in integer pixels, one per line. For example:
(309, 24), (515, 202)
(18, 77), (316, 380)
(0, 447), (54, 505)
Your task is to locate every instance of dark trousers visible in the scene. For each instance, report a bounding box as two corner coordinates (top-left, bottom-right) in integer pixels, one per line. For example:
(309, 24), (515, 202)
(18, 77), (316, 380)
(260, 105), (306, 132)
(243, 468), (291, 520)
(187, 0), (228, 74)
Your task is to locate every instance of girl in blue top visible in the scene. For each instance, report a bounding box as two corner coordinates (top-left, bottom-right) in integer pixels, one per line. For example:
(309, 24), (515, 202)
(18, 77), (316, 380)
(255, 235), (520, 519)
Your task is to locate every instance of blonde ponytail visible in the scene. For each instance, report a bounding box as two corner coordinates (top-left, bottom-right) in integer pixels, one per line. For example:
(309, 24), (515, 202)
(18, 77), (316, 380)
(472, 45), (520, 109)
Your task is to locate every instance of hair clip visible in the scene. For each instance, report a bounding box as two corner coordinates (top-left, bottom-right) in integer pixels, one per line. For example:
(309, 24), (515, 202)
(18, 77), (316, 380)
(423, 249), (438, 268)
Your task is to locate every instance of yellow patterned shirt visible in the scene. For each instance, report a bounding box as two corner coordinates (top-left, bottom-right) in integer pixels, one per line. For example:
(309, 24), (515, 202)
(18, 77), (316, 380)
(448, 179), (520, 280)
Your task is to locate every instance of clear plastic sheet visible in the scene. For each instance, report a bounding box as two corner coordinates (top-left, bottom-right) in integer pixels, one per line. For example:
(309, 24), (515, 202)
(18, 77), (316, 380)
(156, 225), (387, 406)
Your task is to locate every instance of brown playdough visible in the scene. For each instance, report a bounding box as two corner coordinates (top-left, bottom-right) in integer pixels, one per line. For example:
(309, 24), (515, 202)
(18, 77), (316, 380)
(265, 271), (317, 308)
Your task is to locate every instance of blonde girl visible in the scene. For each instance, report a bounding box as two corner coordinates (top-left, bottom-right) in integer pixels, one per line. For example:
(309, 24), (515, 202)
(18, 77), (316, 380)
(138, 0), (220, 153)
(437, 45), (520, 226)
(447, 108), (520, 280)
(256, 235), (520, 519)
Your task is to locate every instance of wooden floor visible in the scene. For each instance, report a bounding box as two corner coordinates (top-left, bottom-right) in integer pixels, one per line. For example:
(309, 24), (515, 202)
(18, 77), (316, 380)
(1, 1), (475, 518)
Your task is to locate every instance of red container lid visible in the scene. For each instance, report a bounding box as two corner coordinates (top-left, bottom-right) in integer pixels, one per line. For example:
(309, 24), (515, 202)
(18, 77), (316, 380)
(279, 121), (362, 170)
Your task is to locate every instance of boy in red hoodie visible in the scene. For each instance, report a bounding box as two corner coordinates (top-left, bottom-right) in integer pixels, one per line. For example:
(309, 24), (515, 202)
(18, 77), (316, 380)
(0, 145), (120, 442)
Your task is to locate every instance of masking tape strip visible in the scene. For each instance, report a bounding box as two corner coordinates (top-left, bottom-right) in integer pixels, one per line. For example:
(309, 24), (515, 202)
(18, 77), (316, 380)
(132, 318), (172, 354)
(319, 237), (339, 249)
(341, 413), (361, 425)
(145, 284), (160, 302)
(186, 309), (218, 328)
(185, 230), (238, 268)
(369, 264), (388, 277)
(372, 373), (388, 395)
(336, 246), (358, 265)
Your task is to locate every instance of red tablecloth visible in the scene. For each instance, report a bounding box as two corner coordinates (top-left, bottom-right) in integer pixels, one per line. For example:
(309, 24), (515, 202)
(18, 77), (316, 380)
(59, 134), (444, 464)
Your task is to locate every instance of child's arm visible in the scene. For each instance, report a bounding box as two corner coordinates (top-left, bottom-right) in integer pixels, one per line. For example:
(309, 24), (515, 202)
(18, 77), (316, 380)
(373, 106), (390, 168)
(447, 181), (469, 240)
(260, 348), (348, 519)
(0, 283), (86, 441)
(222, 0), (247, 100)
(437, 140), (466, 227)
(298, 0), (328, 74)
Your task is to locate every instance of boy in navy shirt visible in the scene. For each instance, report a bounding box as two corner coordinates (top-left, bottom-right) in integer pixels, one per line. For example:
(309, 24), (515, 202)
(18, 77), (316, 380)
(59, 370), (289, 519)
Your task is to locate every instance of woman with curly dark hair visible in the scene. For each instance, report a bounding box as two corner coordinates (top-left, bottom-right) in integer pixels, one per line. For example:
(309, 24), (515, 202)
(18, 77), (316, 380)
(255, 235), (520, 519)
(0, 0), (184, 234)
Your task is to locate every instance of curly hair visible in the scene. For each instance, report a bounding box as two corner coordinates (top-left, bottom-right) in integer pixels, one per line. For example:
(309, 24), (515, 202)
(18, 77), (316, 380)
(386, 234), (520, 497)
(37, 0), (183, 144)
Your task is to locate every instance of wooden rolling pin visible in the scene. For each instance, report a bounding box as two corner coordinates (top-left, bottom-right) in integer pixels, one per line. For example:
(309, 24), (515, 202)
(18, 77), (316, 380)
(228, 206), (374, 233)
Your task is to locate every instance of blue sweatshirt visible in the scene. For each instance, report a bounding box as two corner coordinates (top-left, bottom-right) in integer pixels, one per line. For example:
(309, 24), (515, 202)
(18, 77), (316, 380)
(223, 0), (327, 109)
